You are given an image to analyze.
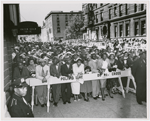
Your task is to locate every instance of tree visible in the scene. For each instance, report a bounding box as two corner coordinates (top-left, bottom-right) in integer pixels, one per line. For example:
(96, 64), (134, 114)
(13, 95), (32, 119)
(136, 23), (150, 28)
(64, 14), (84, 39)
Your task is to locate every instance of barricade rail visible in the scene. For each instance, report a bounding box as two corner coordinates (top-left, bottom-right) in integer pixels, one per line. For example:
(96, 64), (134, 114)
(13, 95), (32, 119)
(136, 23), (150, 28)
(25, 68), (136, 112)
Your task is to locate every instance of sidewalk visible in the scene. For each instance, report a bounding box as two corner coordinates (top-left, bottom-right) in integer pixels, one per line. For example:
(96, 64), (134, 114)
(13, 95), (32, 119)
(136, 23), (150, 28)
(33, 93), (147, 118)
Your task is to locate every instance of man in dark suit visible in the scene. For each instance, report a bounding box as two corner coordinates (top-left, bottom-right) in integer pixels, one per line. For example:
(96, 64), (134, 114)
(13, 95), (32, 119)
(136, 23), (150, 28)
(131, 51), (146, 105)
(13, 61), (31, 104)
(61, 56), (73, 104)
(8, 78), (34, 117)
(50, 57), (61, 107)
(127, 52), (134, 68)
(13, 61), (30, 80)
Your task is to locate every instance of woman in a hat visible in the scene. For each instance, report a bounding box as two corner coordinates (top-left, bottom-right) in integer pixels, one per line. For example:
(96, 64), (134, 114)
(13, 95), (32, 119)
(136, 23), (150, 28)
(27, 58), (36, 77)
(80, 59), (92, 101)
(71, 53), (79, 64)
(72, 58), (84, 101)
(97, 53), (110, 101)
(107, 53), (118, 95)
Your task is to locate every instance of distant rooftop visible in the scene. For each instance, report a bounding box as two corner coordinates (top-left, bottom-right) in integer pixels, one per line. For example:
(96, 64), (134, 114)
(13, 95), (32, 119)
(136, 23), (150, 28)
(45, 11), (82, 20)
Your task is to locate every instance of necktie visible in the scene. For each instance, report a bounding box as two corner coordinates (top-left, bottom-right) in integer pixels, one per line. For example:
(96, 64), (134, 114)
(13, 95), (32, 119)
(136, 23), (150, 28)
(42, 67), (45, 77)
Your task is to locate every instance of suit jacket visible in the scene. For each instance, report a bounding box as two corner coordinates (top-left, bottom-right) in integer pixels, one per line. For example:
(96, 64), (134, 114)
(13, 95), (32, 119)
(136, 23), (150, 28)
(131, 58), (146, 83)
(127, 57), (134, 67)
(50, 63), (61, 78)
(61, 64), (73, 77)
(36, 65), (50, 80)
(116, 60), (124, 70)
(13, 67), (30, 80)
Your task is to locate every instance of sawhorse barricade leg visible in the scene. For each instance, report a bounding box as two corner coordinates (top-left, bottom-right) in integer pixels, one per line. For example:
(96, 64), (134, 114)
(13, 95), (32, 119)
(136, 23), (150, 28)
(126, 76), (136, 93)
(47, 84), (50, 113)
(118, 77), (125, 98)
(31, 86), (35, 111)
(126, 77), (131, 93)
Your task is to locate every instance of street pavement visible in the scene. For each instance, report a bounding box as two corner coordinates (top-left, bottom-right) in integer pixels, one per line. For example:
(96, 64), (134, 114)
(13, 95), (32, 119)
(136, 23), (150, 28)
(33, 92), (147, 118)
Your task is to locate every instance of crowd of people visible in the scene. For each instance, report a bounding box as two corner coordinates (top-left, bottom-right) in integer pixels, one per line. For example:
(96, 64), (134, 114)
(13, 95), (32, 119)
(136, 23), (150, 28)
(8, 40), (146, 117)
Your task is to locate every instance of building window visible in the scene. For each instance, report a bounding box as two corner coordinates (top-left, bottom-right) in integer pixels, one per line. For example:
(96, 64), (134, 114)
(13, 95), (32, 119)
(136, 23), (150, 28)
(93, 4), (97, 9)
(66, 21), (68, 26)
(126, 4), (130, 15)
(57, 17), (60, 26)
(134, 4), (138, 12)
(109, 24), (112, 37)
(119, 24), (123, 37)
(89, 4), (93, 11)
(70, 14), (72, 19)
(126, 23), (130, 36)
(109, 9), (112, 19)
(57, 17), (59, 21)
(135, 21), (139, 36)
(101, 11), (103, 21)
(95, 12), (98, 23)
(119, 5), (123, 16)
(57, 27), (60, 33)
(114, 25), (118, 37)
(141, 20), (146, 35)
(141, 4), (145, 11)
(95, 4), (97, 8)
(114, 7), (117, 17)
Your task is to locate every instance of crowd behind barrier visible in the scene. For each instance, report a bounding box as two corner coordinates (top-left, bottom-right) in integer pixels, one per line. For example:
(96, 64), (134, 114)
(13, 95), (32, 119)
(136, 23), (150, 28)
(7, 38), (146, 117)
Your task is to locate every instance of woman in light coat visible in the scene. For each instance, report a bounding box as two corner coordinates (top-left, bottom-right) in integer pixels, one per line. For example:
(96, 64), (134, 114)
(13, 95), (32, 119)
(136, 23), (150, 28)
(71, 58), (84, 101)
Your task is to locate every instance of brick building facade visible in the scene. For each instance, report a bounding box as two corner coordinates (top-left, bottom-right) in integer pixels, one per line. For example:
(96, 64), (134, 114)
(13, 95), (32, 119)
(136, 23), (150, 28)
(3, 4), (20, 103)
(81, 3), (146, 42)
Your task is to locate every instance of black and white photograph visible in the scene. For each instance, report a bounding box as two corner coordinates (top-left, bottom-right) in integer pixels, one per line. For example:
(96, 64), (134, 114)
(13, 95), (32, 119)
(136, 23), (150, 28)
(2, 1), (149, 119)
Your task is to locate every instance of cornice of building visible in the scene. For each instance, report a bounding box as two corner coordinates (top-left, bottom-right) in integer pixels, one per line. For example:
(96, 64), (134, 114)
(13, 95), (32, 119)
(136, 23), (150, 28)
(45, 11), (82, 20)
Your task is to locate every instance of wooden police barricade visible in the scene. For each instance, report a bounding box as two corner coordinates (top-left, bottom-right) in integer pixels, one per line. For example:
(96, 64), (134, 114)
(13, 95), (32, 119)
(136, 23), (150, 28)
(26, 68), (135, 113)
(26, 78), (51, 112)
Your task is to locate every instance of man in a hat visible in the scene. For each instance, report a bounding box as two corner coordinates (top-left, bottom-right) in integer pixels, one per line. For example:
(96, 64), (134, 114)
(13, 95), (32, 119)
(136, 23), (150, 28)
(116, 53), (125, 70)
(13, 61), (31, 103)
(131, 51), (146, 105)
(36, 58), (50, 107)
(127, 52), (134, 68)
(8, 78), (34, 117)
(50, 56), (62, 107)
(61, 56), (73, 104)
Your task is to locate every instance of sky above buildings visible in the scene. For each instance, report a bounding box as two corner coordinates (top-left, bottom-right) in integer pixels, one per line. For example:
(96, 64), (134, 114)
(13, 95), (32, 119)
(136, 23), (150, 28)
(20, 3), (82, 27)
